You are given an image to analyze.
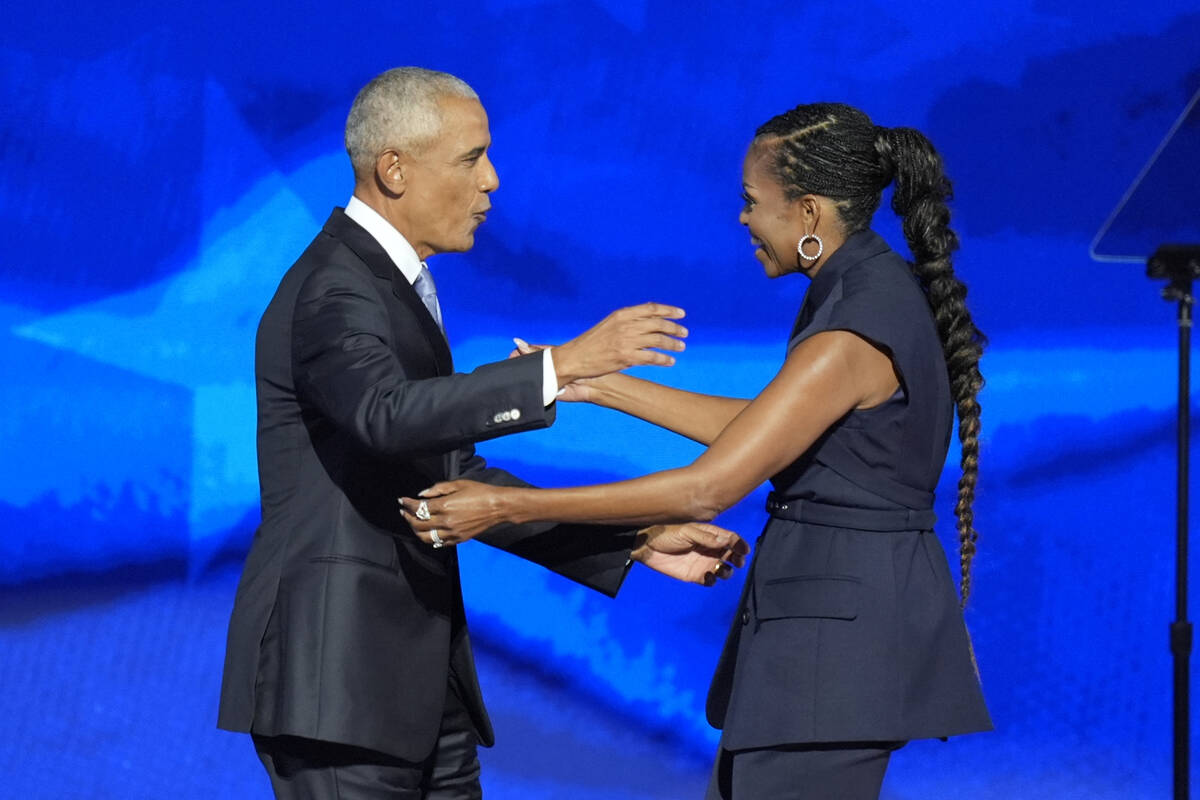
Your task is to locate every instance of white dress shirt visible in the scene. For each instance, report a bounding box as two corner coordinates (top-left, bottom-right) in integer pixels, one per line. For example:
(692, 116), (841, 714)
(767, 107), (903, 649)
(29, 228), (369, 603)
(344, 196), (559, 406)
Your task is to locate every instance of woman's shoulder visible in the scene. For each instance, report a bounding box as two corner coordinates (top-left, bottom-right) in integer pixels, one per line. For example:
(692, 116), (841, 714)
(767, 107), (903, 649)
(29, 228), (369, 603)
(839, 248), (923, 310)
(824, 244), (933, 351)
(841, 238), (915, 287)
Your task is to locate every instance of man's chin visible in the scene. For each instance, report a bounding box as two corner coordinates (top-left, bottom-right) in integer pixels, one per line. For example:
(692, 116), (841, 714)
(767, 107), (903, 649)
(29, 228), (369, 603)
(433, 235), (476, 255)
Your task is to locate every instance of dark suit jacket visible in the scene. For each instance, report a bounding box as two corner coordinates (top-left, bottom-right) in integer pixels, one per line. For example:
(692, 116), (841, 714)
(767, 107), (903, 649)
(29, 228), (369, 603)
(217, 208), (635, 761)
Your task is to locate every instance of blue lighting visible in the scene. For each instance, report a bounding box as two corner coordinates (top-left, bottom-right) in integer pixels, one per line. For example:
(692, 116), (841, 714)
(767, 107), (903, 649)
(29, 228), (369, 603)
(2, 2), (1199, 796)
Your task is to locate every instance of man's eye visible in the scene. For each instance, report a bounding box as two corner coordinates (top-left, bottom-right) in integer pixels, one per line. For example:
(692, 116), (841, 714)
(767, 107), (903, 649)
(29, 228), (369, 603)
(741, 192), (756, 209)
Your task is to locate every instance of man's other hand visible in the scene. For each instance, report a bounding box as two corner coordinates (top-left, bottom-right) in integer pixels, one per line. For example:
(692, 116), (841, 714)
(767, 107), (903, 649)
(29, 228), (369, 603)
(632, 522), (749, 586)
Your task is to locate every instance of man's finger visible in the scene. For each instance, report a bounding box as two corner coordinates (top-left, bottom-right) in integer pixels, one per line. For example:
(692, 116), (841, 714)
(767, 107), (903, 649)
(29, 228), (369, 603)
(633, 302), (686, 320)
(692, 523), (739, 548)
(645, 333), (686, 352)
(634, 318), (689, 339)
(682, 525), (727, 550)
(636, 351), (677, 367)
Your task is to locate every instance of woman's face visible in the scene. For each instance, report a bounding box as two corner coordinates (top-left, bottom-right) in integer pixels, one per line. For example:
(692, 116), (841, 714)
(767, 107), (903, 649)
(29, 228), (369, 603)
(738, 143), (804, 279)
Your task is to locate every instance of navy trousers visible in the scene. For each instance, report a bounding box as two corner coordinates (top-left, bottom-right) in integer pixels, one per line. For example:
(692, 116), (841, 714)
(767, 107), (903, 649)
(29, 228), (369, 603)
(706, 741), (906, 800)
(252, 679), (481, 800)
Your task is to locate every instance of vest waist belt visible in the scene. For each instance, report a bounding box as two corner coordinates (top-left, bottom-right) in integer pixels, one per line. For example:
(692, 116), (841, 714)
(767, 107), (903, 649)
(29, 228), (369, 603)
(765, 492), (936, 532)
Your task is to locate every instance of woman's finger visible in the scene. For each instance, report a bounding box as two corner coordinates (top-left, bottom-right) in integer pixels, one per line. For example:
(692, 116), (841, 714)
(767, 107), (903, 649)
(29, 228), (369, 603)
(418, 481), (462, 499)
(398, 501), (437, 531)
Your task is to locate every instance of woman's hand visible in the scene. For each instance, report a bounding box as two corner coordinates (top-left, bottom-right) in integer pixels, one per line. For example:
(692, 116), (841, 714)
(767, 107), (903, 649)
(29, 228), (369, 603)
(398, 480), (512, 547)
(634, 523), (750, 586)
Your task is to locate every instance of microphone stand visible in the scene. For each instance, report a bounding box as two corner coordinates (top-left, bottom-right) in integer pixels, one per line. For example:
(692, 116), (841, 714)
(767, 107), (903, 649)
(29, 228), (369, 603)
(1150, 245), (1200, 800)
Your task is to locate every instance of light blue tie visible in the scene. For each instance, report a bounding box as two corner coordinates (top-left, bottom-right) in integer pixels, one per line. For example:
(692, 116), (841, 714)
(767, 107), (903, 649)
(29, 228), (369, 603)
(413, 263), (444, 332)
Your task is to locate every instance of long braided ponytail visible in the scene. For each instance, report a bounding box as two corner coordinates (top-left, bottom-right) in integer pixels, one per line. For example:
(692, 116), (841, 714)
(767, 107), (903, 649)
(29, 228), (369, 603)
(876, 127), (987, 608)
(756, 105), (987, 607)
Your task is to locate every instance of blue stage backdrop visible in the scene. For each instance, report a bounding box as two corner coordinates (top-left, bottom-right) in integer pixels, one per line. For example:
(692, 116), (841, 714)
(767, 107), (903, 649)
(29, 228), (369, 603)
(2, 2), (1199, 797)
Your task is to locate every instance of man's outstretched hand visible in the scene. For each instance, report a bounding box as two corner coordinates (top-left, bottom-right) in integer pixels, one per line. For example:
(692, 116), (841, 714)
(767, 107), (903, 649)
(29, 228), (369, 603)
(633, 522), (749, 586)
(551, 303), (687, 387)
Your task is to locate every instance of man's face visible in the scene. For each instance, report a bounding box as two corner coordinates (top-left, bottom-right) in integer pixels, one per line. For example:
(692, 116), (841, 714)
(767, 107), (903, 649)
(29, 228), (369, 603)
(401, 96), (499, 259)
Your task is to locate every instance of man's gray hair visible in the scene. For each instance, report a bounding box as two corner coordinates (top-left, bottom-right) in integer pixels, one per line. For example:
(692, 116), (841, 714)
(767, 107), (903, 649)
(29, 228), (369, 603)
(344, 67), (479, 182)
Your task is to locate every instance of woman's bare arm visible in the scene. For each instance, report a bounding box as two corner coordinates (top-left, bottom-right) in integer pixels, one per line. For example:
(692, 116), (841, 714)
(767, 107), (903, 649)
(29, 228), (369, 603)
(512, 338), (748, 445)
(402, 330), (900, 541)
(586, 372), (750, 446)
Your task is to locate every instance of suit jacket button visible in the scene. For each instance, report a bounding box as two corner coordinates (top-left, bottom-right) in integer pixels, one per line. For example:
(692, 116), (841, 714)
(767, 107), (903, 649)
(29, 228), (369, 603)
(493, 413), (503, 423)
(510, 408), (521, 421)
(741, 608), (751, 625)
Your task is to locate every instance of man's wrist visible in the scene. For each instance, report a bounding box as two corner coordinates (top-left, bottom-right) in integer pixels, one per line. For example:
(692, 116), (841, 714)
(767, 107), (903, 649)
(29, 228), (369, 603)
(552, 341), (581, 386)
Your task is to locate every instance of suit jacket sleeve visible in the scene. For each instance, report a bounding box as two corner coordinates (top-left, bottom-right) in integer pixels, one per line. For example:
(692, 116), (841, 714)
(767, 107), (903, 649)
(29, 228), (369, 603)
(456, 448), (638, 598)
(292, 263), (550, 458)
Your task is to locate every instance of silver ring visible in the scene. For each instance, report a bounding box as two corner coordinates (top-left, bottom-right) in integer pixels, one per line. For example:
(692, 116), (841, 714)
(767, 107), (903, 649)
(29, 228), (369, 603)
(430, 529), (444, 549)
(415, 500), (431, 521)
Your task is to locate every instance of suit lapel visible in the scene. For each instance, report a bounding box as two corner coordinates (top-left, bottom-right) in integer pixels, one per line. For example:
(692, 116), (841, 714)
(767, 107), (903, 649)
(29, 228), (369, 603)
(323, 209), (454, 375)
(323, 208), (459, 480)
(387, 267), (454, 374)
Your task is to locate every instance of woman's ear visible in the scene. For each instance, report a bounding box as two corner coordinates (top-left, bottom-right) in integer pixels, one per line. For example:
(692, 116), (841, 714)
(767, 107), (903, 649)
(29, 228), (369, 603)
(797, 194), (822, 231)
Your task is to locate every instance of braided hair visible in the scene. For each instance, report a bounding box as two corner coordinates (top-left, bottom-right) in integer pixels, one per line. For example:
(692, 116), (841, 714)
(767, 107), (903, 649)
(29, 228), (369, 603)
(756, 103), (987, 607)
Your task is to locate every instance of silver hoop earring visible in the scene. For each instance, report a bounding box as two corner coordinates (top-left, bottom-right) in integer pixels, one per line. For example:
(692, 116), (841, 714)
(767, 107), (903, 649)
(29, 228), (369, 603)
(797, 233), (824, 262)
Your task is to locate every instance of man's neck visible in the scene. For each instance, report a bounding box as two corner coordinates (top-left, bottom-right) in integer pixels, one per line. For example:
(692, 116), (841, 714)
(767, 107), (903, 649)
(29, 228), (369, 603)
(351, 186), (432, 260)
(345, 194), (426, 285)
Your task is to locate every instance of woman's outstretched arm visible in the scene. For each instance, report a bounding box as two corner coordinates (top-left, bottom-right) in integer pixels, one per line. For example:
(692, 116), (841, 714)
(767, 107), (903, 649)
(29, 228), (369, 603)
(401, 330), (899, 543)
(514, 339), (749, 445)
(585, 372), (750, 446)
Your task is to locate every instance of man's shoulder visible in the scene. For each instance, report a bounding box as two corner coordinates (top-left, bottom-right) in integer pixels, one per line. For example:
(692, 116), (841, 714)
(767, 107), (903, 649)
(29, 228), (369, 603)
(279, 229), (375, 293)
(256, 223), (377, 330)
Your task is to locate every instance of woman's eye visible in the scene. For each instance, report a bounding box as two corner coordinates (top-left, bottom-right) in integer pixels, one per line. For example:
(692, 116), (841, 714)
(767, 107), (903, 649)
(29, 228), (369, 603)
(741, 192), (755, 209)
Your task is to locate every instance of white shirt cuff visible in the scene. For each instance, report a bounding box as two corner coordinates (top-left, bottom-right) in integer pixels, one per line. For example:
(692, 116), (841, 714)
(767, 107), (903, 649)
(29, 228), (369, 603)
(541, 348), (559, 406)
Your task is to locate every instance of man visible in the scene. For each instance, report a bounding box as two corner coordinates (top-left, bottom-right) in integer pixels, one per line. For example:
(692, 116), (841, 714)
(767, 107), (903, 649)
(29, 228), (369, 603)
(217, 67), (744, 799)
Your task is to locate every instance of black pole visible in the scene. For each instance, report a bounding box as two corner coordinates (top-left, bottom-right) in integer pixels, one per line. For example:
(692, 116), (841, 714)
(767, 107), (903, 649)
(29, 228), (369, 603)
(1142, 247), (1200, 796)
(1170, 277), (1194, 800)
(1150, 247), (1200, 800)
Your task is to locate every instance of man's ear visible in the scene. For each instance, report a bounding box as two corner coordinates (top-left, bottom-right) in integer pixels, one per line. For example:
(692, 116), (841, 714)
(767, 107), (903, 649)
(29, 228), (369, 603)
(375, 149), (408, 197)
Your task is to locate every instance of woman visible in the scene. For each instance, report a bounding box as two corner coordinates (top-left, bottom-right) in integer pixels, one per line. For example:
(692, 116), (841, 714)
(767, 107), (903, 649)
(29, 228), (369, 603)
(401, 102), (992, 798)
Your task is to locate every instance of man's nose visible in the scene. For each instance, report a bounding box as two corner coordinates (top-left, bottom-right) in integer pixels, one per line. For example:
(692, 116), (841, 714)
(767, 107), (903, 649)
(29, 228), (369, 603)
(480, 157), (499, 193)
